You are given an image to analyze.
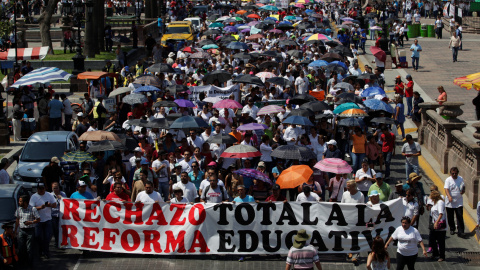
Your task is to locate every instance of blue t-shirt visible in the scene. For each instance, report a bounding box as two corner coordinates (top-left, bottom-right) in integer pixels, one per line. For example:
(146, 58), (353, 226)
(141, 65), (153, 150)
(233, 195), (255, 203)
(410, 44), (422, 58)
(48, 99), (64, 118)
(188, 171), (205, 189)
(396, 103), (405, 123)
(70, 191), (94, 199)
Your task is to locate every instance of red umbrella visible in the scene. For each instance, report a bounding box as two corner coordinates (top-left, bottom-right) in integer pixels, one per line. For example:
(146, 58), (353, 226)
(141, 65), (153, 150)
(247, 14), (261, 19)
(183, 46), (197, 53)
(220, 145), (261, 158)
(246, 34), (264, 40)
(370, 46), (386, 62)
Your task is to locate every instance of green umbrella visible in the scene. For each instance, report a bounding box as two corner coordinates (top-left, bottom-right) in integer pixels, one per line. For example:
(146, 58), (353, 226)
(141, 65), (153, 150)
(260, 5), (279, 11)
(284, 16), (297, 20)
(333, 102), (360, 115)
(234, 16), (244, 21)
(61, 151), (97, 163)
(209, 22), (224, 28)
(202, 44), (219, 49)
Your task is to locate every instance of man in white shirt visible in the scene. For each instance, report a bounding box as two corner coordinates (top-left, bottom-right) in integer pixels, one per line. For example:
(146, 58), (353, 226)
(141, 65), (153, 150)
(187, 130), (204, 149)
(29, 184), (57, 259)
(172, 172), (199, 203)
(341, 180), (364, 203)
(178, 151), (194, 173)
(241, 98), (259, 118)
(284, 124), (299, 145)
(295, 73), (308, 95)
(413, 10), (421, 24)
(135, 181), (164, 202)
(296, 186), (320, 202)
(169, 129), (186, 143)
(348, 60), (362, 76)
(61, 94), (73, 132)
(444, 167), (465, 237)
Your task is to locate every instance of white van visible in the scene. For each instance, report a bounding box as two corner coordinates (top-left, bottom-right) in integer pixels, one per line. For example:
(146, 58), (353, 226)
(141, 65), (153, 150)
(12, 131), (79, 190)
(184, 17), (202, 33)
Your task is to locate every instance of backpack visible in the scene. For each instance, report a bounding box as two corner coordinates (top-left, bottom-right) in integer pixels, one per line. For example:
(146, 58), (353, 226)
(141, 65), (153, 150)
(203, 185), (226, 202)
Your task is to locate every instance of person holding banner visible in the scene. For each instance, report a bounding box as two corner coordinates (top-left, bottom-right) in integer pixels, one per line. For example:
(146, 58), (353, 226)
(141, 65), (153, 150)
(285, 229), (323, 270)
(106, 182), (132, 202)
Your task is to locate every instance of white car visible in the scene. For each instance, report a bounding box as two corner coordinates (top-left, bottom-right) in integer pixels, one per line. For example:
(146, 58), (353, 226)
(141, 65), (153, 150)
(12, 131), (79, 190)
(184, 17), (202, 33)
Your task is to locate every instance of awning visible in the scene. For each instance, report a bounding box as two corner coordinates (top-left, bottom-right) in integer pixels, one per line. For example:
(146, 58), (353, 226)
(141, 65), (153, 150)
(0, 46), (50, 61)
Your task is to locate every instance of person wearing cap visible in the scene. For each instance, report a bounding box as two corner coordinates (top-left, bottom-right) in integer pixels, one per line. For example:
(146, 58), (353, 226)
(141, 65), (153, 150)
(41, 157), (63, 192)
(0, 221), (18, 268)
(75, 112), (90, 137)
(402, 135), (422, 180)
(389, 181), (407, 200)
(70, 180), (95, 200)
(403, 188), (420, 228)
(324, 140), (342, 159)
(173, 172), (198, 203)
(368, 172), (391, 202)
(106, 181), (132, 202)
(170, 186), (189, 203)
(285, 229), (323, 270)
(29, 183), (56, 259)
(296, 186), (320, 202)
(265, 184), (287, 202)
(129, 147), (144, 167)
(367, 190), (383, 207)
(15, 195), (39, 266)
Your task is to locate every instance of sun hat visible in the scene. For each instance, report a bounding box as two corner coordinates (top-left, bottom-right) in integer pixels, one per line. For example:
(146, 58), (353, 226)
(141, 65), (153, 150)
(369, 190), (381, 197)
(293, 229), (311, 248)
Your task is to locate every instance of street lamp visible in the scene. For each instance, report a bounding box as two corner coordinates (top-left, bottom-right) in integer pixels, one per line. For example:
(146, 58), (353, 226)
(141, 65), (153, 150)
(378, 0), (389, 53)
(71, 0), (85, 75)
(62, 2), (72, 16)
(85, 0), (95, 58)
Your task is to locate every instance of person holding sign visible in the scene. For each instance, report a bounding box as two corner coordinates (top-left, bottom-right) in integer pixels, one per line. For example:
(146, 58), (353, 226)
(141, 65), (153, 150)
(285, 229), (323, 270)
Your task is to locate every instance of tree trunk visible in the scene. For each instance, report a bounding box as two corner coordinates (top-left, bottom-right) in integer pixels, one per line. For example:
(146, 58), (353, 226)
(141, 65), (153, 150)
(95, 0), (105, 53)
(151, 0), (158, 18)
(38, 0), (60, 54)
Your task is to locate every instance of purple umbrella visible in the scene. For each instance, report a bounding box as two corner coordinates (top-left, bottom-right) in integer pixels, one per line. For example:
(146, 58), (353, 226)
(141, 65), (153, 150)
(269, 29), (283, 34)
(248, 21), (260, 26)
(241, 28), (251, 33)
(224, 26), (238, 33)
(237, 123), (268, 131)
(174, 99), (195, 108)
(233, 168), (273, 185)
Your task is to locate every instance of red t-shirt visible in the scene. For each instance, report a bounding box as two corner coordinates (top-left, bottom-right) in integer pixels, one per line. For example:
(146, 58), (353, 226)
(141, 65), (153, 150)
(405, 81), (414, 97)
(106, 192), (131, 202)
(380, 132), (395, 153)
(265, 194), (287, 202)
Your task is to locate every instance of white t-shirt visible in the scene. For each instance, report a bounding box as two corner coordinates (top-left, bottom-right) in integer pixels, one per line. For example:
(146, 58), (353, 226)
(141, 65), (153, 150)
(430, 199), (447, 231)
(391, 226), (423, 256)
(172, 181), (198, 203)
(444, 176), (464, 208)
(403, 198), (419, 220)
(178, 159), (194, 173)
(341, 190), (364, 203)
(295, 77), (308, 95)
(135, 191), (164, 203)
(356, 168), (376, 192)
(405, 13), (412, 22)
(296, 192), (320, 202)
(152, 159), (169, 181)
(171, 197), (189, 203)
(29, 192), (56, 222)
(199, 179), (225, 192)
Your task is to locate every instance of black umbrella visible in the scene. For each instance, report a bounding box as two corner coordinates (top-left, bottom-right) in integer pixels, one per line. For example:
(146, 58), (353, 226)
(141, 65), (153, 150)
(300, 59), (313, 65)
(259, 61), (279, 70)
(336, 92), (363, 104)
(203, 70), (232, 84)
(325, 63), (347, 74)
(263, 20), (276, 25)
(233, 52), (256, 60)
(331, 45), (354, 58)
(145, 118), (170, 129)
(310, 13), (323, 19)
(279, 40), (298, 46)
(166, 84), (189, 93)
(254, 22), (270, 30)
(271, 145), (317, 160)
(343, 75), (358, 83)
(129, 119), (150, 127)
(260, 50), (281, 58)
(286, 49), (302, 58)
(325, 40), (340, 47)
(276, 24), (295, 30)
(338, 118), (364, 127)
(243, 5), (257, 10)
(220, 35), (237, 43)
(300, 100), (330, 112)
(289, 94), (317, 105)
(198, 39), (216, 47)
(296, 22), (315, 30)
(153, 100), (178, 108)
(321, 52), (344, 62)
(148, 63), (175, 73)
(170, 116), (209, 129)
(206, 133), (238, 144)
(266, 77), (292, 87)
(370, 117), (395, 125)
(306, 39), (325, 45)
(87, 140), (126, 152)
(315, 113), (334, 120)
(357, 73), (377, 80)
(117, 134), (138, 151)
(233, 74), (265, 86)
(289, 108), (315, 117)
(203, 29), (222, 36)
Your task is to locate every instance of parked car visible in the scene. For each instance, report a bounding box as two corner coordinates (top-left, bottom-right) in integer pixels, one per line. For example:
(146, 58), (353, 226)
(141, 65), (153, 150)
(0, 184), (29, 235)
(12, 131), (79, 190)
(184, 17), (202, 33)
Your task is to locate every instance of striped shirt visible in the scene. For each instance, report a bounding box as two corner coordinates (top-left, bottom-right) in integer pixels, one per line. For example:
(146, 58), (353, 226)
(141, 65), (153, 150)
(15, 205), (40, 229)
(286, 245), (320, 269)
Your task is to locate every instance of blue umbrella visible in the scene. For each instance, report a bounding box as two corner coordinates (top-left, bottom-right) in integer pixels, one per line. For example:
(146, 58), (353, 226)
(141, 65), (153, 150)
(361, 87), (386, 97)
(279, 21), (293, 25)
(330, 60), (348, 69)
(265, 17), (278, 21)
(169, 116), (209, 129)
(260, 5), (279, 11)
(224, 26), (238, 33)
(308, 60), (329, 68)
(283, 116), (314, 126)
(363, 99), (394, 114)
(305, 9), (314, 13)
(226, 41), (249, 50)
(133, 85), (160, 93)
(202, 44), (219, 49)
(338, 118), (365, 127)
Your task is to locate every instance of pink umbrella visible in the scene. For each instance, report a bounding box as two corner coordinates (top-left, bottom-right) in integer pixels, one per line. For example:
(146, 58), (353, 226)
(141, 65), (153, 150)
(256, 72), (277, 82)
(212, 99), (243, 109)
(248, 21), (261, 26)
(294, 4), (305, 8)
(314, 158), (352, 174)
(269, 29), (283, 34)
(257, 105), (285, 116)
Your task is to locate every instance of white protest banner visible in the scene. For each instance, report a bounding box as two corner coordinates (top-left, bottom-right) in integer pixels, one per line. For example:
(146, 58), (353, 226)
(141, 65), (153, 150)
(188, 85), (240, 103)
(59, 199), (403, 255)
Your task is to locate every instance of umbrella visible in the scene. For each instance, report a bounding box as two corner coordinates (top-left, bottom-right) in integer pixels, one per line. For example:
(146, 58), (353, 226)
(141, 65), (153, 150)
(371, 117), (396, 125)
(198, 39), (216, 46)
(219, 35), (238, 43)
(276, 165), (313, 189)
(153, 100), (178, 108)
(208, 14), (221, 21)
(289, 108), (314, 117)
(128, 119), (150, 127)
(308, 60), (329, 68)
(233, 52), (255, 60)
(226, 41), (249, 50)
(271, 145), (316, 160)
(331, 46), (354, 58)
(370, 46), (386, 62)
(213, 99), (243, 109)
(203, 29), (222, 36)
(169, 116), (209, 129)
(454, 72), (480, 91)
(325, 40), (340, 47)
(329, 61), (349, 70)
(202, 44), (219, 49)
(207, 133), (238, 145)
(289, 94), (317, 105)
(277, 23), (295, 30)
(61, 151), (97, 163)
(357, 73), (377, 80)
(189, 51), (212, 59)
(9, 67), (72, 88)
(260, 50), (281, 58)
(269, 29), (283, 34)
(315, 113), (334, 120)
(209, 22), (224, 28)
(337, 92), (363, 104)
(256, 71), (277, 81)
(203, 97), (222, 104)
(87, 140), (126, 152)
(338, 117), (364, 127)
(203, 70), (232, 84)
(296, 22), (314, 30)
(174, 99), (195, 108)
(333, 82), (354, 91)
(237, 123), (268, 131)
(257, 105), (285, 116)
(283, 115), (314, 126)
(233, 169), (272, 185)
(342, 75), (358, 83)
(111, 35), (131, 43)
(369, 26), (383, 30)
(315, 158), (352, 174)
(363, 99), (394, 114)
(307, 33), (332, 41)
(258, 62), (280, 71)
(300, 101), (330, 112)
(361, 86), (386, 97)
(266, 77), (292, 87)
(236, 10), (248, 15)
(134, 75), (162, 87)
(246, 34), (263, 40)
(233, 74), (265, 86)
(166, 84), (189, 93)
(280, 39), (298, 46)
(320, 52), (343, 62)
(122, 93), (148, 105)
(284, 15), (298, 20)
(182, 47), (197, 54)
(333, 102), (360, 114)
(145, 118), (170, 129)
(339, 108), (368, 117)
(247, 14), (261, 19)
(109, 87), (132, 97)
(220, 145), (261, 158)
(224, 26), (238, 33)
(133, 85), (160, 93)
(79, 131), (121, 142)
(260, 5), (279, 11)
(325, 63), (347, 74)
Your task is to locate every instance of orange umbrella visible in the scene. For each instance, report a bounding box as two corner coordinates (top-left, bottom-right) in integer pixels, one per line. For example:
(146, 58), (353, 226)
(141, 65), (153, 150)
(247, 14), (261, 19)
(236, 10), (248, 15)
(276, 165), (313, 189)
(339, 108), (368, 117)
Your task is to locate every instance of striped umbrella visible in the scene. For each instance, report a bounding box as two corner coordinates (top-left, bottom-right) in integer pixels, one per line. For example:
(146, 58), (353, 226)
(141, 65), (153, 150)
(271, 145), (317, 160)
(339, 108), (368, 117)
(314, 158), (352, 174)
(306, 34), (333, 42)
(220, 145), (261, 158)
(257, 105), (285, 116)
(237, 123), (268, 131)
(233, 169), (272, 185)
(454, 72), (480, 91)
(61, 151), (97, 163)
(10, 67), (72, 88)
(212, 99), (243, 109)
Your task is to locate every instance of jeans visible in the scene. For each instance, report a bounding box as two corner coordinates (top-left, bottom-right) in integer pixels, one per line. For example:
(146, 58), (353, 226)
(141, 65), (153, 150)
(452, 46), (458, 62)
(64, 114), (72, 132)
(18, 228), (36, 265)
(52, 216), (60, 247)
(411, 56), (419, 70)
(430, 230), (446, 259)
(360, 41), (366, 53)
(396, 120), (405, 138)
(36, 220), (53, 257)
(158, 181), (170, 201)
(406, 96), (413, 116)
(49, 117), (61, 131)
(405, 162), (419, 180)
(383, 151), (393, 178)
(396, 252), (417, 270)
(370, 30), (375, 40)
(446, 206), (464, 234)
(351, 152), (366, 173)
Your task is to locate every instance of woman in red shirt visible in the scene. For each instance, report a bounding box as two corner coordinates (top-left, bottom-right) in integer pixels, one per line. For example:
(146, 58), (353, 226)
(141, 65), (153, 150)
(405, 75), (414, 117)
(394, 75), (405, 98)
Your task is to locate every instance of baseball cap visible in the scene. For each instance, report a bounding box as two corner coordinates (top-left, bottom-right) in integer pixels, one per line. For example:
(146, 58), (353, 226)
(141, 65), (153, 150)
(208, 161), (217, 167)
(173, 186), (183, 193)
(140, 159), (150, 165)
(368, 190), (381, 197)
(77, 112), (84, 117)
(272, 184), (281, 190)
(258, 161), (266, 167)
(326, 139), (337, 146)
(376, 172), (384, 179)
(286, 69), (290, 72)
(127, 112), (133, 117)
(134, 147), (142, 152)
(77, 180), (87, 187)
(395, 180), (404, 187)
(51, 157), (60, 164)
(175, 163), (182, 168)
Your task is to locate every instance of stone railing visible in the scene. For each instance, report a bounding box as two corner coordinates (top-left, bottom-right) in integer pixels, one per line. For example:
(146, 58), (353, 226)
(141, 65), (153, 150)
(418, 102), (480, 207)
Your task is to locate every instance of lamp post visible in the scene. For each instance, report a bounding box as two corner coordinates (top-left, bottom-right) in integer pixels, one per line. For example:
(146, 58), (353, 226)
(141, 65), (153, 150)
(71, 0), (85, 75)
(378, 0), (389, 53)
(85, 0), (95, 58)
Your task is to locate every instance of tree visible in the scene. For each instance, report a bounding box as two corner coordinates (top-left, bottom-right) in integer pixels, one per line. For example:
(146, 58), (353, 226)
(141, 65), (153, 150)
(38, 0), (60, 54)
